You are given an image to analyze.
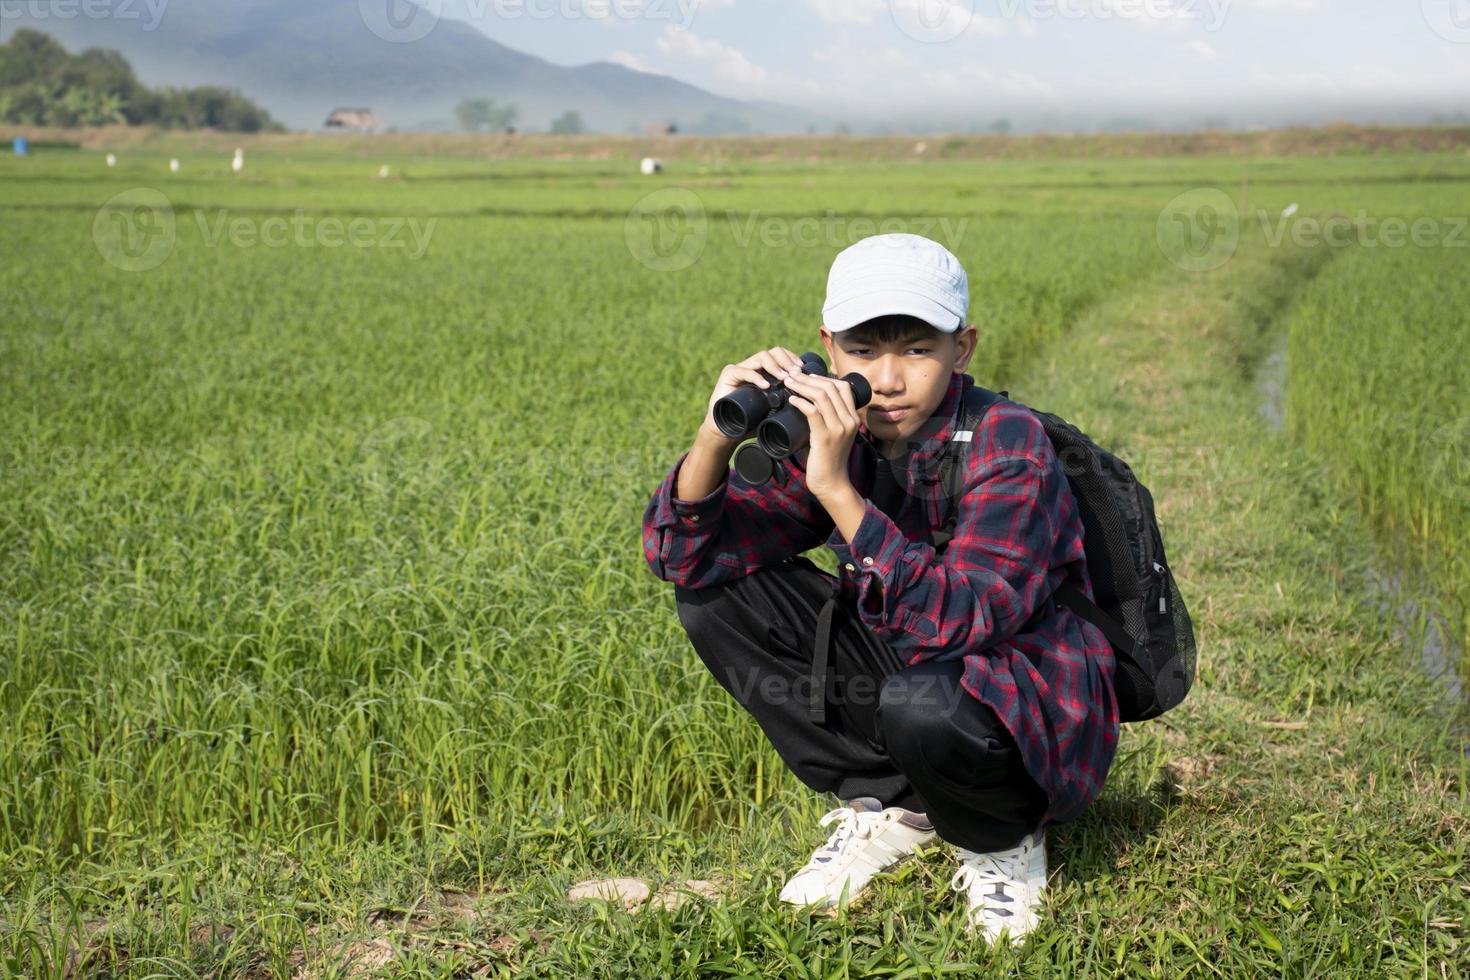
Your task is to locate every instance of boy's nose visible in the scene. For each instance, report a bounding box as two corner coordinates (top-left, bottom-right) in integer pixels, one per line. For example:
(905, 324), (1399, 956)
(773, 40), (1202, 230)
(869, 355), (904, 394)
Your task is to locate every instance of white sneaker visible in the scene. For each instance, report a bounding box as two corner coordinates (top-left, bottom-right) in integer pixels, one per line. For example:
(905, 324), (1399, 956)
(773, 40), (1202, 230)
(949, 829), (1049, 946)
(778, 798), (937, 910)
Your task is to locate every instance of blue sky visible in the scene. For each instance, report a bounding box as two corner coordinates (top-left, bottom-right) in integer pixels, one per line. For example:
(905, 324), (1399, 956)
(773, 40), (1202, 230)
(443, 0), (1470, 127)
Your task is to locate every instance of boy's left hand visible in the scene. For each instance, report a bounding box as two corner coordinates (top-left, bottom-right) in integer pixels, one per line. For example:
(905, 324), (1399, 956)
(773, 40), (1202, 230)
(780, 370), (864, 502)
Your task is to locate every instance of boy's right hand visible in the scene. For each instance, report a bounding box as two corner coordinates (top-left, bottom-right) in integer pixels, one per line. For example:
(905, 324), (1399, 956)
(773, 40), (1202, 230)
(700, 347), (807, 442)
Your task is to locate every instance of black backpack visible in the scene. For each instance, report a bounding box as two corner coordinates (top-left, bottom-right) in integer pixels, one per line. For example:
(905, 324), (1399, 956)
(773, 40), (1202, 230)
(934, 386), (1197, 723)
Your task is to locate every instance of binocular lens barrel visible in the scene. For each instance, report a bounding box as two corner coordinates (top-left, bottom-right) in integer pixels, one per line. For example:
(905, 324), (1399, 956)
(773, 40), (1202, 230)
(755, 406), (803, 459)
(710, 352), (828, 441)
(710, 354), (873, 483)
(712, 385), (770, 440)
(756, 373), (873, 459)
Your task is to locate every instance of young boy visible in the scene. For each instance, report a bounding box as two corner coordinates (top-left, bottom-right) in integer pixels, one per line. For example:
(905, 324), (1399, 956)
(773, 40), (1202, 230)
(641, 233), (1119, 946)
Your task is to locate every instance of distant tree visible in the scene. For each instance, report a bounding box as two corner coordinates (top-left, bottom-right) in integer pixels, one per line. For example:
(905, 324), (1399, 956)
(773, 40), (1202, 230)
(550, 109), (585, 135)
(834, 122), (851, 136)
(456, 97), (518, 133)
(989, 118), (1012, 135)
(0, 28), (280, 131)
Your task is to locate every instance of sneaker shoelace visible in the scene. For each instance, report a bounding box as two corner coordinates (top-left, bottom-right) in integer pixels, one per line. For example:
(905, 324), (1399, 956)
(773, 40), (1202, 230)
(949, 839), (1034, 920)
(797, 806), (885, 873)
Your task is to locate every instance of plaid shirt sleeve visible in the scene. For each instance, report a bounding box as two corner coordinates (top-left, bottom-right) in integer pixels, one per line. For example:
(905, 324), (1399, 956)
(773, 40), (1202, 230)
(827, 404), (1077, 662)
(642, 452), (833, 588)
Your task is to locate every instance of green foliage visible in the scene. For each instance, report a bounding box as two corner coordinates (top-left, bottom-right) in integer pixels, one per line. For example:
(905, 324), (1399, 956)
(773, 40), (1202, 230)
(549, 109), (585, 135)
(456, 96), (519, 133)
(1284, 236), (1470, 656)
(0, 28), (280, 131)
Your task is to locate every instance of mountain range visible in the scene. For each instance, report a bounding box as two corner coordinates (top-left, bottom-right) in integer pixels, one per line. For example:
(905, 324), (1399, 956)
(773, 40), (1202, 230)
(0, 0), (818, 133)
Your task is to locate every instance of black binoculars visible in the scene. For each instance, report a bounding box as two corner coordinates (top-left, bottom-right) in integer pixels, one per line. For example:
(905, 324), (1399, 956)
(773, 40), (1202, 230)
(711, 352), (873, 485)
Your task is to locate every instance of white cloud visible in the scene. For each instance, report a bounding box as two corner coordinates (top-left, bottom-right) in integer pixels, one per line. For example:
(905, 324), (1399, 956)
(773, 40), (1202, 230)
(805, 0), (1007, 37)
(656, 26), (769, 86)
(1185, 39), (1218, 60)
(607, 49), (658, 72)
(804, 0), (885, 26)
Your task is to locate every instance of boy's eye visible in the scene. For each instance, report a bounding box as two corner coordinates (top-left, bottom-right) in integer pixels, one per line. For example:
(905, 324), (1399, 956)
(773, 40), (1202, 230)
(905, 348), (932, 355)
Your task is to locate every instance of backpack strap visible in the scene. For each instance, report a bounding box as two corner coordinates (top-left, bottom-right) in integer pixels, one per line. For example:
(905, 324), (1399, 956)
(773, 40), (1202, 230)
(933, 386), (1007, 551)
(933, 386), (1054, 650)
(1052, 580), (1143, 661)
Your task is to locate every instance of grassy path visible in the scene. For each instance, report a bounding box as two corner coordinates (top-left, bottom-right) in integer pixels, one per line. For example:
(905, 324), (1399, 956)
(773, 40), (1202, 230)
(511, 240), (1470, 977)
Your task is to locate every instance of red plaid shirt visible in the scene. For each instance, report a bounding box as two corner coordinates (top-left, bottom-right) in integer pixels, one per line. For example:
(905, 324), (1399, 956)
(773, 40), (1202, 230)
(642, 373), (1119, 826)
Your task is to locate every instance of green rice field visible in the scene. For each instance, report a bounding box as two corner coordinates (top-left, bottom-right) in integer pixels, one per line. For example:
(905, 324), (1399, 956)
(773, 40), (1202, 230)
(1, 139), (1466, 977)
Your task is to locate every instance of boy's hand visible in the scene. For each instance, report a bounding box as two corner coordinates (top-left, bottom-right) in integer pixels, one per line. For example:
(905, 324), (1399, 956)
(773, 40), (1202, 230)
(780, 370), (864, 502)
(701, 347), (806, 443)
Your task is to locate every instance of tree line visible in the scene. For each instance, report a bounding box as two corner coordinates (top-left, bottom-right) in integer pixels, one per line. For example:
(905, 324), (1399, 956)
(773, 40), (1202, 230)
(0, 29), (281, 132)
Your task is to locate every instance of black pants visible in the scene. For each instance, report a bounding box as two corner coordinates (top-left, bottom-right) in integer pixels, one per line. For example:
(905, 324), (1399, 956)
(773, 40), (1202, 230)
(675, 558), (1049, 853)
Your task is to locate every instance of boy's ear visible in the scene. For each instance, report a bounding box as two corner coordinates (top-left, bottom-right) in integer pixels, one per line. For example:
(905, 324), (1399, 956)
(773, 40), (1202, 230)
(820, 326), (836, 361)
(952, 323), (977, 374)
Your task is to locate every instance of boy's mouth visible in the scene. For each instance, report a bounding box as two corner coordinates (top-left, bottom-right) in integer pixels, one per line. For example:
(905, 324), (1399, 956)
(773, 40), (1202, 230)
(870, 406), (910, 423)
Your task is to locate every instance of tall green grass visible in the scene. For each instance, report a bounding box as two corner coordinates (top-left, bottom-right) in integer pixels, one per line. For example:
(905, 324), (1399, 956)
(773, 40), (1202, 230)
(1, 150), (1465, 975)
(1283, 239), (1470, 679)
(0, 156), (1164, 864)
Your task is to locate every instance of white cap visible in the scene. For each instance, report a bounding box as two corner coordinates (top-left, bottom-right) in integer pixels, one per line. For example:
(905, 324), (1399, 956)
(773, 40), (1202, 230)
(822, 233), (968, 333)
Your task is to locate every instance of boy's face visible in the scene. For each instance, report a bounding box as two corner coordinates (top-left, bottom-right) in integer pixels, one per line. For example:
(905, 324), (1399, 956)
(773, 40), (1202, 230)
(820, 315), (977, 446)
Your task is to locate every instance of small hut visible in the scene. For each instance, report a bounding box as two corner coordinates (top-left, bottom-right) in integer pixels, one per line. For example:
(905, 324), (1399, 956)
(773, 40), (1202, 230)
(643, 122), (678, 137)
(325, 108), (381, 132)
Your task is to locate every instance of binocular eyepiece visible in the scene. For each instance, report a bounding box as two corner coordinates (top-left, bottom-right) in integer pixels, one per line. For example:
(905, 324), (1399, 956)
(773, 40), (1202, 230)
(711, 352), (872, 485)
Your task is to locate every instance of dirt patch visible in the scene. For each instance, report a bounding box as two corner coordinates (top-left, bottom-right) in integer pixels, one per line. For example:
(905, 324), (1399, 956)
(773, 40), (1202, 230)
(568, 876), (731, 912)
